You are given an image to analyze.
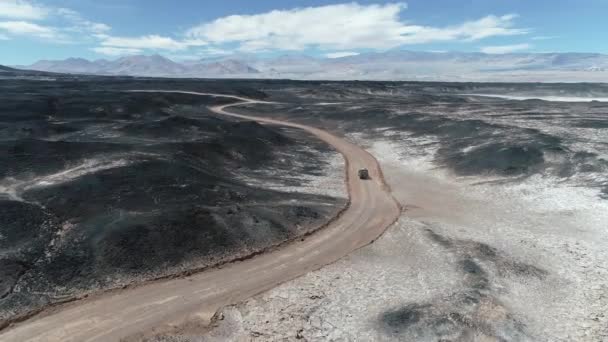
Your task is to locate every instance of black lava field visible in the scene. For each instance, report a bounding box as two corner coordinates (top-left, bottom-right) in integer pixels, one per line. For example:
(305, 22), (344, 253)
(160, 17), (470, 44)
(234, 81), (608, 196)
(1, 75), (607, 336)
(0, 77), (345, 322)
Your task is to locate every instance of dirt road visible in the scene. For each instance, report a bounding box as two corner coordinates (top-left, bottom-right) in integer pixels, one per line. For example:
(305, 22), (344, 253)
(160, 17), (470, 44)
(0, 91), (401, 342)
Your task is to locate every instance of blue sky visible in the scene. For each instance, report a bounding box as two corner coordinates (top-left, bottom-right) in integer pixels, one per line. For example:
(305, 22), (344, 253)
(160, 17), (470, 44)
(1, 0), (607, 65)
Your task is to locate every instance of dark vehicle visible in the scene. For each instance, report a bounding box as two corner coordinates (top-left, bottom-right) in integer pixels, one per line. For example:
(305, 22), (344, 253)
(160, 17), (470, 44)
(358, 168), (370, 180)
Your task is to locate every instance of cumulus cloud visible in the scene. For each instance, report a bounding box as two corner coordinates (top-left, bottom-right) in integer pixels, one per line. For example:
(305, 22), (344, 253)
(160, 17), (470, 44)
(0, 20), (57, 39)
(97, 35), (207, 52)
(91, 46), (143, 56)
(481, 43), (531, 54)
(0, 1), (60, 40)
(56, 8), (111, 34)
(390, 14), (527, 45)
(101, 35), (189, 50)
(2, 1), (533, 60)
(186, 2), (527, 52)
(0, 1), (111, 42)
(326, 51), (360, 58)
(531, 35), (558, 41)
(205, 47), (230, 55)
(0, 0), (48, 20)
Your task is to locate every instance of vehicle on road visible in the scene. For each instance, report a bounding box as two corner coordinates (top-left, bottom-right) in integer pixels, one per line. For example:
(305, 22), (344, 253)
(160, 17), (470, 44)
(358, 168), (370, 180)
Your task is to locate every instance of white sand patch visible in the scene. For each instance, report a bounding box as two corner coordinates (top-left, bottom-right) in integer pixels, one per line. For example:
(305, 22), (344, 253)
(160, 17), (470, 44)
(0, 157), (132, 202)
(25, 158), (130, 190)
(0, 178), (25, 201)
(315, 102), (344, 106)
(462, 94), (608, 102)
(206, 217), (461, 342)
(202, 134), (608, 341)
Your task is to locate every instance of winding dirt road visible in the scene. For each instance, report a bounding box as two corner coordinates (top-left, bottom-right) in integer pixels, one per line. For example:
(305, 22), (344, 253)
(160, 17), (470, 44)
(0, 91), (401, 342)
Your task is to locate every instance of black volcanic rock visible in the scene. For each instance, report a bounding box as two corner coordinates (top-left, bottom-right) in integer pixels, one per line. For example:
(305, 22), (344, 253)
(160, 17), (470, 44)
(0, 79), (345, 322)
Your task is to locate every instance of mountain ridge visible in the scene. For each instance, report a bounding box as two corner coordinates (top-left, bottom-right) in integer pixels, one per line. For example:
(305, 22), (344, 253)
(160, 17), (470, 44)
(0, 64), (58, 78)
(22, 54), (259, 78)
(14, 51), (608, 82)
(0, 65), (17, 72)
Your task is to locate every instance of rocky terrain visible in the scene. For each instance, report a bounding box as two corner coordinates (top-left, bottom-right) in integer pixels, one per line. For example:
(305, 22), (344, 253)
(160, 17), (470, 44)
(2, 78), (607, 341)
(155, 81), (608, 341)
(0, 78), (347, 324)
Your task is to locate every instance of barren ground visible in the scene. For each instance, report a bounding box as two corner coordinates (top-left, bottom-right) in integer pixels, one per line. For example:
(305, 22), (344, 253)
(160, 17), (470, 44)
(186, 136), (608, 342)
(0, 91), (401, 342)
(162, 84), (608, 342)
(2, 80), (607, 341)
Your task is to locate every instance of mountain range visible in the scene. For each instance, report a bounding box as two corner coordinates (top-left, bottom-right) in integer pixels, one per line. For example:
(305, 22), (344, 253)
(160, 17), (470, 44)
(12, 51), (608, 82)
(20, 55), (259, 77)
(0, 64), (57, 78)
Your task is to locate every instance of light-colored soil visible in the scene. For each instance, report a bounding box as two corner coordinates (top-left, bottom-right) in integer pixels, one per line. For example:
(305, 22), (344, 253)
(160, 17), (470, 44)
(191, 137), (608, 342)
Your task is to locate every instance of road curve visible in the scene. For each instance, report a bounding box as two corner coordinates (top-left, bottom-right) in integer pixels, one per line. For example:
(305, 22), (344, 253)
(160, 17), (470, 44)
(0, 91), (402, 342)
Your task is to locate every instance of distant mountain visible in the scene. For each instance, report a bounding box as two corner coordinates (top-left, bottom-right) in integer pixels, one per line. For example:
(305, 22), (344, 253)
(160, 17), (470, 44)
(0, 64), (57, 78)
(29, 58), (101, 74)
(22, 54), (260, 78)
(19, 51), (608, 82)
(251, 54), (324, 76)
(110, 55), (186, 76)
(187, 59), (259, 75)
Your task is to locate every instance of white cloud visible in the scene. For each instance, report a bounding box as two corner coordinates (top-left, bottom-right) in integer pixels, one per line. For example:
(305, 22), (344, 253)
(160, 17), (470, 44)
(531, 35), (558, 41)
(326, 51), (360, 58)
(97, 35), (207, 52)
(91, 46), (142, 56)
(0, 0), (48, 20)
(56, 8), (111, 34)
(0, 2), (111, 43)
(101, 35), (186, 50)
(455, 14), (526, 41)
(200, 47), (230, 55)
(394, 14), (527, 45)
(481, 43), (531, 54)
(163, 53), (200, 61)
(0, 20), (57, 39)
(186, 3), (527, 52)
